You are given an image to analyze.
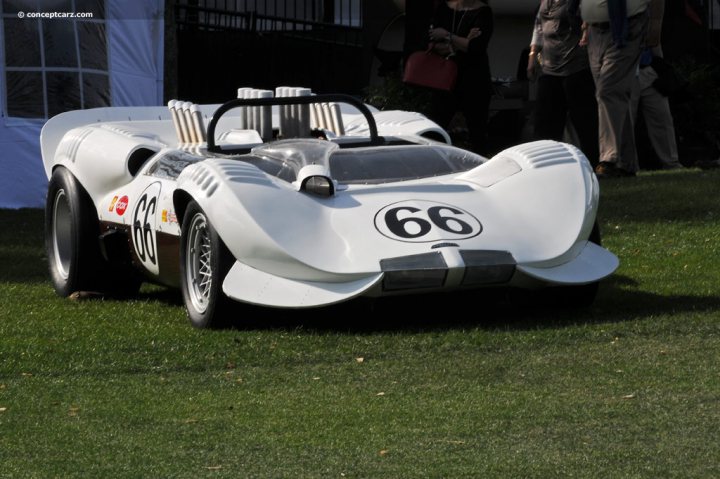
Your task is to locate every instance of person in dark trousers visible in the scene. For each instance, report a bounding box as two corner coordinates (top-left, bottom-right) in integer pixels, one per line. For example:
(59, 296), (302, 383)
(527, 0), (599, 167)
(632, 0), (682, 170)
(427, 0), (493, 155)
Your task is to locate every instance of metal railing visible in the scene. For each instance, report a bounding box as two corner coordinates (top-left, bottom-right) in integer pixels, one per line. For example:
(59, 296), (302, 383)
(174, 0), (363, 46)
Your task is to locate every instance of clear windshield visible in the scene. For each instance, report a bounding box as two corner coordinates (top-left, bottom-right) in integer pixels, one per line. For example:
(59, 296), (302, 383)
(248, 139), (338, 182)
(243, 141), (486, 185)
(329, 145), (486, 184)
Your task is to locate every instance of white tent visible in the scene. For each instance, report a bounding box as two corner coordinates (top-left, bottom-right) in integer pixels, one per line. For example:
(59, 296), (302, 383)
(0, 0), (164, 208)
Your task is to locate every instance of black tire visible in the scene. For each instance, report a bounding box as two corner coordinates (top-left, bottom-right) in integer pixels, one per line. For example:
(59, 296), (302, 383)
(45, 167), (107, 296)
(179, 201), (233, 328)
(45, 167), (141, 298)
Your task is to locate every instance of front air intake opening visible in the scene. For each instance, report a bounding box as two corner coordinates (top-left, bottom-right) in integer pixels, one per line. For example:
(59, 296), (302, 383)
(460, 250), (516, 286)
(380, 252), (448, 291)
(127, 148), (158, 176)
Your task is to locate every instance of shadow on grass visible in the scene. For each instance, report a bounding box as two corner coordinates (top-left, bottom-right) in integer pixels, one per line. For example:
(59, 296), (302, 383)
(11, 261), (718, 335)
(598, 169), (720, 225)
(139, 274), (719, 334)
(0, 208), (48, 283)
(5, 206), (718, 334)
(0, 253), (48, 283)
(588, 275), (720, 321)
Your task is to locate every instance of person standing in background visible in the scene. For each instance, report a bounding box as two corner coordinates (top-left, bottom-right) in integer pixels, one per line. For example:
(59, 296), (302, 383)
(633, 49), (683, 169)
(427, 0), (493, 155)
(632, 0), (683, 169)
(581, 0), (662, 178)
(527, 0), (599, 166)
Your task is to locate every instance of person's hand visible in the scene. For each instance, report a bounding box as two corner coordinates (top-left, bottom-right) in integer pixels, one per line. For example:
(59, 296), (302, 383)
(579, 23), (589, 47)
(431, 42), (453, 57)
(467, 28), (481, 40)
(429, 27), (450, 42)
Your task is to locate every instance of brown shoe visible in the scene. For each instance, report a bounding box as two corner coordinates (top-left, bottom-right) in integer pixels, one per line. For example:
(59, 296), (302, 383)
(594, 162), (635, 178)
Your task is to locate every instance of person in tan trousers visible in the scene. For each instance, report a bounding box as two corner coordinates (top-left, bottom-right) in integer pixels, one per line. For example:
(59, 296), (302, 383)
(580, 0), (664, 178)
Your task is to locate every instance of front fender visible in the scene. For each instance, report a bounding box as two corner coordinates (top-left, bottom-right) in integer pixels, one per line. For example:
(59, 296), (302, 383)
(175, 159), (375, 283)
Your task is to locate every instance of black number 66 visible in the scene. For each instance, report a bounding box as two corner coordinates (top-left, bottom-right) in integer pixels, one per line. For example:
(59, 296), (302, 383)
(133, 193), (157, 265)
(385, 205), (475, 239)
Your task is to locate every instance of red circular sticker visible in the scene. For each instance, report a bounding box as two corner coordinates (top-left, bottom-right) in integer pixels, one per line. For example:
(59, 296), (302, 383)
(115, 196), (129, 216)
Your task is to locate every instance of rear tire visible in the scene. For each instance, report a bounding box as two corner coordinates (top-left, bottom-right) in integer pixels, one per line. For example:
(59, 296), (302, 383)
(45, 167), (141, 298)
(45, 167), (105, 296)
(179, 201), (233, 328)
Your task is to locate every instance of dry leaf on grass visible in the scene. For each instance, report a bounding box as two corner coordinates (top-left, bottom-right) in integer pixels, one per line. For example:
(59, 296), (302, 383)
(0, 407), (7, 413)
(379, 450), (389, 457)
(68, 291), (104, 301)
(622, 393), (636, 400)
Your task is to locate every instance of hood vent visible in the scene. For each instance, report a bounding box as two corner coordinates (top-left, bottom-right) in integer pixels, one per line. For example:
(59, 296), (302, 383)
(511, 141), (578, 169)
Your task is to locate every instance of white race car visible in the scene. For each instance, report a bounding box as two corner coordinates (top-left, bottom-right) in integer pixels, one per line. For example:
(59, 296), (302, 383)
(41, 89), (618, 328)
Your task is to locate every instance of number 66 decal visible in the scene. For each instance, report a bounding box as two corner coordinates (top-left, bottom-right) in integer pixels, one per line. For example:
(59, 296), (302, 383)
(374, 200), (482, 243)
(132, 182), (161, 275)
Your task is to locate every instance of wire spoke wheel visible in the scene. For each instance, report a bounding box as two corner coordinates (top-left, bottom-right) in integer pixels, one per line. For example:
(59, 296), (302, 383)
(180, 201), (232, 328)
(185, 212), (213, 313)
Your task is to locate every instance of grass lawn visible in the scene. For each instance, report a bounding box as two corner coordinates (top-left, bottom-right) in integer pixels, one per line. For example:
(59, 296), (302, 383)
(1, 168), (719, 478)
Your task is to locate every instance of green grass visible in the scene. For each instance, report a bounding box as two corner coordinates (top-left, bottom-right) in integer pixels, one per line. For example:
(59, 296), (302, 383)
(1, 168), (719, 478)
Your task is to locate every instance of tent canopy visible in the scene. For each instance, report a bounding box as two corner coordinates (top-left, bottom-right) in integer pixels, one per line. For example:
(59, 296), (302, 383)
(0, 0), (164, 208)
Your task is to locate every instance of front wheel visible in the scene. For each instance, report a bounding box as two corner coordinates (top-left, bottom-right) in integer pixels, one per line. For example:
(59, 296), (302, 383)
(179, 201), (233, 328)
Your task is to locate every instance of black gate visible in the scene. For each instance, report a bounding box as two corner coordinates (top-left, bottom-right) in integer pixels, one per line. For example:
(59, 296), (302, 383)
(173, 0), (366, 103)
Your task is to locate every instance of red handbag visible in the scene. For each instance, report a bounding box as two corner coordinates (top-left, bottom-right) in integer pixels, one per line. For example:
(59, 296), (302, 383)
(403, 48), (458, 92)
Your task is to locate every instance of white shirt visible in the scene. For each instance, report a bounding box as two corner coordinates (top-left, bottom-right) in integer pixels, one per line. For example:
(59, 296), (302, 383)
(580, 0), (650, 24)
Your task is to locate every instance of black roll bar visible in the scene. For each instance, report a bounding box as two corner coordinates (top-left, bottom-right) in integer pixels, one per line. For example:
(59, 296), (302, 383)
(206, 93), (381, 153)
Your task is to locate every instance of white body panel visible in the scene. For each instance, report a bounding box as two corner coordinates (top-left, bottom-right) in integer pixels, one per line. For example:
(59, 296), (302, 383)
(41, 97), (618, 309)
(223, 263), (383, 307)
(41, 103), (450, 185)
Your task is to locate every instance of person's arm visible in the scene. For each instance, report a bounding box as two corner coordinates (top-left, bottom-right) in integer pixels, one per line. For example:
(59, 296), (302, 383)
(579, 21), (589, 46)
(448, 30), (473, 52)
(428, 24), (479, 55)
(465, 6), (493, 54)
(645, 0), (664, 47)
(527, 9), (543, 79)
(430, 6), (493, 57)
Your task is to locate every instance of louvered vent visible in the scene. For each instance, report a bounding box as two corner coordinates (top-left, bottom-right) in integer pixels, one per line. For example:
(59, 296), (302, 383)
(513, 141), (577, 169)
(58, 128), (93, 163)
(217, 162), (273, 186)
